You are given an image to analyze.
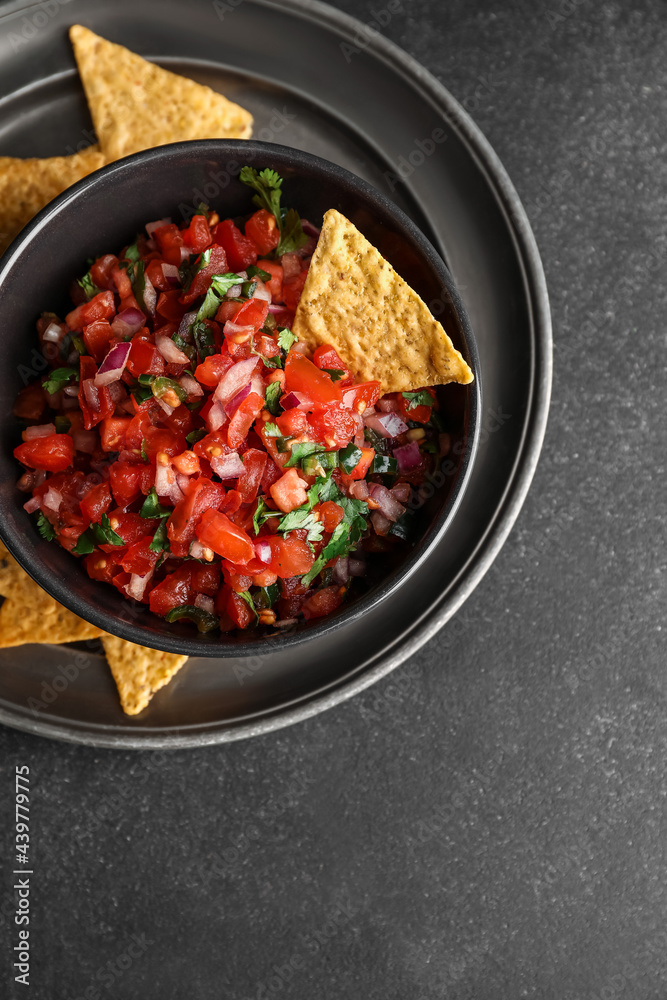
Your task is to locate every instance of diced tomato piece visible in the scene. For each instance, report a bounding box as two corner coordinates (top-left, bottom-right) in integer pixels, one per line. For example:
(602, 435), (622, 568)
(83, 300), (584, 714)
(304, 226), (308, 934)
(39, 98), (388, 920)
(255, 334), (280, 362)
(398, 386), (436, 424)
(224, 297), (269, 342)
(245, 209), (280, 255)
(78, 356), (114, 430)
(182, 214), (212, 253)
(269, 467), (309, 513)
(226, 590), (255, 629)
(181, 245), (229, 305)
(194, 350), (235, 387)
(153, 223), (185, 266)
(236, 448), (267, 503)
(126, 337), (167, 377)
(215, 300), (242, 325)
(143, 426), (186, 461)
(156, 290), (188, 324)
(212, 219), (257, 271)
(90, 254), (118, 291)
(302, 585), (345, 620)
(276, 408), (309, 438)
(100, 417), (132, 453)
(149, 563), (194, 616)
(105, 511), (157, 549)
(167, 477), (226, 555)
(195, 508), (254, 564)
(121, 536), (160, 577)
(14, 434), (73, 472)
(284, 351), (342, 404)
(145, 259), (173, 293)
(173, 450), (200, 475)
(312, 345), (351, 380)
(124, 411), (152, 452)
(193, 431), (228, 463)
(282, 269), (307, 311)
(259, 260), (283, 301)
(79, 480), (113, 523)
(343, 380), (382, 413)
(83, 320), (114, 363)
(109, 461), (152, 505)
(163, 405), (193, 437)
(252, 568), (278, 588)
(111, 264), (134, 299)
(318, 500), (345, 533)
(227, 391), (264, 450)
(84, 550), (124, 584)
(13, 384), (45, 422)
(261, 458), (283, 492)
(66, 290), (115, 331)
(271, 534), (315, 578)
(192, 563), (220, 596)
(309, 404), (357, 450)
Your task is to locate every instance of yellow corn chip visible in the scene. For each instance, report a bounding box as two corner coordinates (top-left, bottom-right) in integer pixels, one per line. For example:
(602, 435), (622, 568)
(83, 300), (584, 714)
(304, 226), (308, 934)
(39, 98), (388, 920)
(0, 598), (103, 648)
(292, 209), (474, 393)
(0, 145), (105, 256)
(101, 634), (188, 716)
(0, 550), (61, 615)
(69, 25), (253, 162)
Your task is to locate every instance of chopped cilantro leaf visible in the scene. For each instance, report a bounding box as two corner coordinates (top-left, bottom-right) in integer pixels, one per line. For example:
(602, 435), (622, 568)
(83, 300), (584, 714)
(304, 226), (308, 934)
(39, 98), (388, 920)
(301, 523), (351, 587)
(246, 265), (271, 281)
(123, 239), (141, 263)
(35, 511), (55, 541)
(43, 367), (77, 395)
(263, 422), (282, 437)
(278, 508), (324, 543)
(284, 442), (326, 468)
(149, 521), (170, 554)
(264, 381), (283, 416)
(186, 428), (207, 446)
(402, 390), (434, 411)
(323, 368), (346, 382)
(277, 327), (297, 352)
(255, 582), (280, 609)
(93, 513), (125, 547)
(239, 166), (307, 257)
(72, 530), (94, 555)
(77, 270), (101, 301)
(252, 497), (282, 534)
(140, 488), (171, 519)
(179, 248), (212, 292)
(238, 590), (259, 623)
(275, 207), (308, 256)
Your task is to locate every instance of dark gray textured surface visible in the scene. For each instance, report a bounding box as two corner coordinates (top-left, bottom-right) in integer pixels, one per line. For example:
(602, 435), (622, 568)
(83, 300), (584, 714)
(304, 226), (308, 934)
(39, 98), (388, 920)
(1, 0), (666, 997)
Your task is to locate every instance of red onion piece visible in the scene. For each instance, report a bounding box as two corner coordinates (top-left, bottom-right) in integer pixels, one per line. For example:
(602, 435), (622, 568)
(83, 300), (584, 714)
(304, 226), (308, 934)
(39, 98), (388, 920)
(127, 569), (154, 601)
(61, 395), (79, 410)
(267, 303), (290, 316)
(391, 481), (412, 503)
(369, 483), (405, 522)
(332, 556), (349, 584)
(42, 321), (64, 343)
(83, 379), (101, 413)
(251, 279), (271, 303)
(213, 357), (259, 407)
(42, 487), (62, 512)
(156, 333), (190, 365)
(281, 391), (311, 411)
(281, 252), (302, 281)
(224, 381), (251, 417)
(253, 539), (272, 565)
(108, 381), (128, 405)
(23, 496), (41, 514)
(189, 540), (213, 561)
(176, 473), (192, 494)
(154, 459), (184, 505)
(143, 273), (157, 315)
(157, 398), (175, 417)
(178, 246), (190, 263)
(178, 372), (203, 400)
(301, 219), (320, 238)
(111, 307), (145, 339)
(72, 430), (97, 454)
(349, 480), (370, 501)
(364, 412), (408, 438)
(146, 218), (171, 235)
(206, 400), (227, 432)
(370, 510), (392, 536)
(376, 396), (400, 413)
(23, 423), (55, 441)
(63, 384), (80, 397)
(210, 452), (245, 479)
(176, 310), (197, 342)
(223, 318), (254, 341)
(194, 594), (215, 614)
(353, 414), (365, 449)
(161, 262), (180, 287)
(348, 556), (366, 577)
(94, 341), (132, 387)
(393, 441), (422, 474)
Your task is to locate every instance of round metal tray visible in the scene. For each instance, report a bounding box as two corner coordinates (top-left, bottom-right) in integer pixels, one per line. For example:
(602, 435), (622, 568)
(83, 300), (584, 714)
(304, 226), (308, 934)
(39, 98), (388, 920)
(0, 0), (551, 747)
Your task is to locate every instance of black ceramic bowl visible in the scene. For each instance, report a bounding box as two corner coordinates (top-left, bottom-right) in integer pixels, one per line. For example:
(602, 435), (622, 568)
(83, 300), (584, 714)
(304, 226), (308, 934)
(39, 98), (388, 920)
(0, 140), (479, 656)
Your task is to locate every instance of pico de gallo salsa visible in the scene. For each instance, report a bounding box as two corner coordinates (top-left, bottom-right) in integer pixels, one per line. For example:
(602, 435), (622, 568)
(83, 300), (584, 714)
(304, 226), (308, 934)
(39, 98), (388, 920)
(12, 167), (452, 633)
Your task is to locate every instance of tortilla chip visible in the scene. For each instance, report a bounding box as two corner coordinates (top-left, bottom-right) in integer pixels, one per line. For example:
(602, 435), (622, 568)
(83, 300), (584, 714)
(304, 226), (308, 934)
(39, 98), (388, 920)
(0, 598), (103, 648)
(101, 635), (188, 716)
(69, 25), (253, 162)
(0, 145), (105, 256)
(0, 550), (62, 615)
(292, 209), (474, 393)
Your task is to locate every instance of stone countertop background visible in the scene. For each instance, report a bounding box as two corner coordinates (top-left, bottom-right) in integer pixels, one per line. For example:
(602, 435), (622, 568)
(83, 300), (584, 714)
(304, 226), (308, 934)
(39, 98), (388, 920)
(2, 0), (667, 997)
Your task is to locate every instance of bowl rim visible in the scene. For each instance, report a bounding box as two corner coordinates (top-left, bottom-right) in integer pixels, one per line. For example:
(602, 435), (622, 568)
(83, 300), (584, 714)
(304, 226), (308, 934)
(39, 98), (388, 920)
(0, 137), (480, 657)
